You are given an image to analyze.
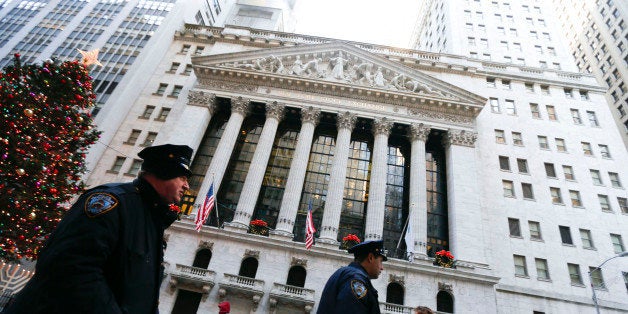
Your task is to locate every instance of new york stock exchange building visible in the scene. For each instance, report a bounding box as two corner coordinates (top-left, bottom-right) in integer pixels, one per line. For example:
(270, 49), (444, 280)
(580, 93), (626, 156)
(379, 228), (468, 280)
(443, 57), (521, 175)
(86, 24), (628, 314)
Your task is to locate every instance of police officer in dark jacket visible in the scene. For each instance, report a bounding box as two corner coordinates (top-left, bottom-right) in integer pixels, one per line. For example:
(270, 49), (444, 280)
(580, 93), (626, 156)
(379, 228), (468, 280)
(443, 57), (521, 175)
(4, 144), (194, 314)
(317, 240), (387, 314)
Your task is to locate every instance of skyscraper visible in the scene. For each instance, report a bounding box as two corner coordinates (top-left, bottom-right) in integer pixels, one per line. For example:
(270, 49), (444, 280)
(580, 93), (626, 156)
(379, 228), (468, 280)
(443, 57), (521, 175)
(551, 0), (628, 147)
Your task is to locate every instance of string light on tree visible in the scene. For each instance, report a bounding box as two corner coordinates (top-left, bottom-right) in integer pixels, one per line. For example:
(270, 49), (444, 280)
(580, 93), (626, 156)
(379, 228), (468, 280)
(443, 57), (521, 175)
(0, 53), (101, 262)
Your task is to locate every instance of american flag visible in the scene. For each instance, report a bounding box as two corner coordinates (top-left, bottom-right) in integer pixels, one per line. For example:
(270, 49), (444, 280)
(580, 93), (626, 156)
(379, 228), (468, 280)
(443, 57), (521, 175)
(305, 200), (316, 250)
(195, 182), (215, 231)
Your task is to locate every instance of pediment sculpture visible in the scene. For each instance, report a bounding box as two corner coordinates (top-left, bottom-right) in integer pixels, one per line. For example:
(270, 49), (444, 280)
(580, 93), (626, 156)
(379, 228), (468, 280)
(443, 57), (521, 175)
(217, 51), (454, 99)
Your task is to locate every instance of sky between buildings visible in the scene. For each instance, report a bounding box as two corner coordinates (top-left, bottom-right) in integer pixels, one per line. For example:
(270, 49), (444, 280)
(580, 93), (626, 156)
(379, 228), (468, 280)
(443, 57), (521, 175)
(292, 0), (421, 48)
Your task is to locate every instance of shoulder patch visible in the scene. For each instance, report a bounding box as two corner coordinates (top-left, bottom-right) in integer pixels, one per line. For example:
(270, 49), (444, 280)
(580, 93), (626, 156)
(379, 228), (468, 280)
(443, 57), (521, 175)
(351, 279), (367, 299)
(84, 193), (119, 218)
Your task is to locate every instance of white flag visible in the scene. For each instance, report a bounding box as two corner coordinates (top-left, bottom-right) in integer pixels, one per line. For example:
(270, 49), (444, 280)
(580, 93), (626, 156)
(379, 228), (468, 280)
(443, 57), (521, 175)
(404, 219), (415, 262)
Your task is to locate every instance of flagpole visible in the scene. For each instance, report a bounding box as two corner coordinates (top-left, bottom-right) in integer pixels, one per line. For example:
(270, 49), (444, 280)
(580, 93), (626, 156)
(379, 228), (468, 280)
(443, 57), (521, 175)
(397, 211), (410, 251)
(212, 173), (219, 226)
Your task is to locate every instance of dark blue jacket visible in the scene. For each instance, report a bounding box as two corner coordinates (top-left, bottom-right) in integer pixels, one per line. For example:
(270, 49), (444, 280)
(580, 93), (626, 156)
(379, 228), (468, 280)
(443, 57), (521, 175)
(317, 262), (381, 314)
(5, 178), (177, 314)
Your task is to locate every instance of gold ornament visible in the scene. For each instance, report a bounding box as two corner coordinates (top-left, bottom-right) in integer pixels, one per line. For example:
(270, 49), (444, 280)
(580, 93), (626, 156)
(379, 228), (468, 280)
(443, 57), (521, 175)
(16, 168), (26, 175)
(24, 109), (34, 117)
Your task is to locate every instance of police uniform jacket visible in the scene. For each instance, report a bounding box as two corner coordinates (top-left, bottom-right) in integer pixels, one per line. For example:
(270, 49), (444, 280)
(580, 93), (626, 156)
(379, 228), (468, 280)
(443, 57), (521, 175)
(5, 178), (178, 314)
(317, 261), (381, 314)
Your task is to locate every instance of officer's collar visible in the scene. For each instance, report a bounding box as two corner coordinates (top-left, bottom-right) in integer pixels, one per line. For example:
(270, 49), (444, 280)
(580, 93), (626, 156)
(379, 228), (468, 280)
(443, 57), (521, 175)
(134, 178), (168, 209)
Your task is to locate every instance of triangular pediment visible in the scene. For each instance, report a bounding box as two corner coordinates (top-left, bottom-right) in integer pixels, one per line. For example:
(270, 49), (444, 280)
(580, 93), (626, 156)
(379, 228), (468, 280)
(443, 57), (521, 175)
(192, 42), (485, 113)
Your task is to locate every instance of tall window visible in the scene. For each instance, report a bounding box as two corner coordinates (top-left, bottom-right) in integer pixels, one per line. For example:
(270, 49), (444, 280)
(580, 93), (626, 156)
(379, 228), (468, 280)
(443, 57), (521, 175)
(495, 130), (506, 143)
(499, 156), (510, 171)
(522, 183), (534, 199)
(618, 197), (628, 214)
(383, 135), (410, 257)
(504, 100), (516, 115)
(571, 109), (582, 124)
(546, 105), (557, 120)
(580, 229), (594, 249)
(192, 249), (212, 269)
(555, 138), (567, 152)
(535, 258), (550, 280)
(514, 255), (528, 276)
(157, 108), (171, 121)
(110, 156), (126, 173)
(568, 263), (583, 285)
(599, 195), (611, 211)
(512, 132), (523, 146)
(529, 221), (542, 240)
(436, 291), (454, 313)
(609, 172), (622, 188)
(508, 218), (521, 237)
(544, 163), (556, 178)
(142, 132), (157, 147)
(503, 180), (515, 197)
(590, 169), (603, 185)
(337, 128), (371, 243)
(587, 111), (599, 126)
(581, 142), (593, 156)
(559, 226), (573, 245)
(386, 282), (405, 305)
(538, 136), (549, 149)
(127, 159), (142, 176)
(141, 105), (155, 119)
(569, 190), (582, 207)
(517, 159), (529, 174)
(155, 83), (167, 95)
(550, 187), (562, 204)
(589, 267), (605, 289)
(563, 165), (575, 180)
(286, 266), (306, 287)
(530, 103), (541, 118)
(238, 257), (259, 278)
(218, 106), (265, 225)
(426, 135), (449, 257)
(611, 234), (625, 254)
(251, 119), (300, 228)
(490, 98), (500, 112)
(598, 145), (611, 158)
(125, 129), (141, 145)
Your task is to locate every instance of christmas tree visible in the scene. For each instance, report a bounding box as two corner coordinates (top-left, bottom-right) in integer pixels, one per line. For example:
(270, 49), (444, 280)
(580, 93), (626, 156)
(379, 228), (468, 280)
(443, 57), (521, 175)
(0, 54), (101, 262)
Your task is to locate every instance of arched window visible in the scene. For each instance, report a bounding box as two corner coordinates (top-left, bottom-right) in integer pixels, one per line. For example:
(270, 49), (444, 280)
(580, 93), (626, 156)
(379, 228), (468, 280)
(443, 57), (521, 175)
(436, 290), (454, 313)
(385, 282), (404, 305)
(171, 290), (202, 314)
(286, 265), (306, 287)
(238, 257), (258, 278)
(192, 248), (212, 269)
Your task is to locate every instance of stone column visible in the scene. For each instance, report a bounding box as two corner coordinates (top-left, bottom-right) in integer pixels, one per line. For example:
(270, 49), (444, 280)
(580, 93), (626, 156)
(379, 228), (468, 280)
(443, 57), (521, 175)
(231, 102), (286, 227)
(364, 117), (392, 241)
(318, 112), (357, 244)
(274, 107), (321, 237)
(443, 129), (485, 264)
(409, 123), (430, 258)
(193, 97), (249, 212)
(158, 91), (216, 151)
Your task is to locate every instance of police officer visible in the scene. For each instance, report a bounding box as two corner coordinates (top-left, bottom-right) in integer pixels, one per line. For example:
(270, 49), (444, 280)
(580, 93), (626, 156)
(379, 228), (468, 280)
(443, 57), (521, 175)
(5, 144), (194, 314)
(317, 240), (387, 314)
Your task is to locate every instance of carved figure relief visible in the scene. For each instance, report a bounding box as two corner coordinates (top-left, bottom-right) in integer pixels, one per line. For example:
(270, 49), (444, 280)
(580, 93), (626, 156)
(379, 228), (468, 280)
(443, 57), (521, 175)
(218, 51), (455, 99)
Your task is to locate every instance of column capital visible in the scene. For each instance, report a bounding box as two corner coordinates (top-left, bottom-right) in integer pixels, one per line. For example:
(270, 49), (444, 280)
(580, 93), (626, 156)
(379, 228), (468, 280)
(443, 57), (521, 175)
(231, 97), (251, 115)
(372, 117), (392, 136)
(187, 91), (217, 114)
(266, 101), (285, 121)
(410, 123), (431, 142)
(301, 106), (321, 126)
(337, 111), (357, 131)
(443, 129), (477, 148)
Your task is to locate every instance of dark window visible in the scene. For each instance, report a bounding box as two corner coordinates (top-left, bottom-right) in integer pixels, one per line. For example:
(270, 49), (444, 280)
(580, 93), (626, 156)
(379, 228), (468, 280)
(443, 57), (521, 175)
(383, 132), (410, 258)
(436, 290), (454, 313)
(238, 257), (258, 278)
(426, 132), (448, 257)
(192, 249), (212, 269)
(286, 266), (306, 287)
(386, 282), (404, 305)
(559, 226), (573, 245)
(171, 290), (202, 314)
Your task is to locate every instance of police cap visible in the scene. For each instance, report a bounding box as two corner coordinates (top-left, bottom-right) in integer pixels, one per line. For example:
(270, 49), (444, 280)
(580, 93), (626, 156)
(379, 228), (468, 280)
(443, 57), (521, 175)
(138, 144), (193, 180)
(348, 240), (388, 261)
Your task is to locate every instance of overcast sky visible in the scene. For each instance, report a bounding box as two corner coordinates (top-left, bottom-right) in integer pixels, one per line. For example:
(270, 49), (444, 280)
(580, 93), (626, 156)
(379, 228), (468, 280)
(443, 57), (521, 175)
(292, 0), (421, 48)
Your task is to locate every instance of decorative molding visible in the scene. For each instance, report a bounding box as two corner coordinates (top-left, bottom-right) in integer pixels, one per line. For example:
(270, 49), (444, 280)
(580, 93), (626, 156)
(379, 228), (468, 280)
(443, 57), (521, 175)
(439, 282), (453, 292)
(372, 117), (392, 136)
(244, 249), (260, 258)
(230, 97), (251, 115)
(291, 257), (308, 267)
(265, 101), (285, 120)
(301, 106), (321, 125)
(187, 90), (216, 114)
(336, 111), (357, 131)
(408, 108), (473, 125)
(389, 274), (405, 285)
(443, 129), (478, 148)
(410, 123), (431, 142)
(198, 241), (214, 250)
(200, 79), (257, 93)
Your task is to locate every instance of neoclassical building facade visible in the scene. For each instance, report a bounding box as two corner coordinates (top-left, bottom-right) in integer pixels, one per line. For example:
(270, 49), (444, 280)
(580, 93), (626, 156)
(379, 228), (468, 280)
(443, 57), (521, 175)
(85, 24), (628, 314)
